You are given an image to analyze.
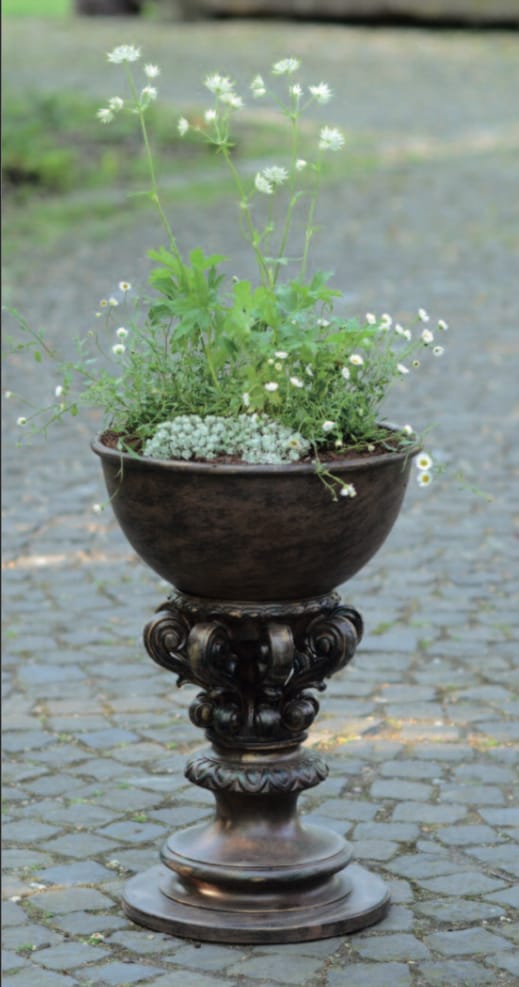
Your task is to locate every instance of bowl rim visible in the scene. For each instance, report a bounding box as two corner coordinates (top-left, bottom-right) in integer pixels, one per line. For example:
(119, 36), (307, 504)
(91, 425), (419, 477)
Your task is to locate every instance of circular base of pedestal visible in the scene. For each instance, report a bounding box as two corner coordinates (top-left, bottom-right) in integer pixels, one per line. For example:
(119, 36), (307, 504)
(122, 862), (390, 944)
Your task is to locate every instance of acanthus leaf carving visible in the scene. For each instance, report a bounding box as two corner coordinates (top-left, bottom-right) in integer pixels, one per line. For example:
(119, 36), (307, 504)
(143, 596), (362, 746)
(185, 750), (329, 794)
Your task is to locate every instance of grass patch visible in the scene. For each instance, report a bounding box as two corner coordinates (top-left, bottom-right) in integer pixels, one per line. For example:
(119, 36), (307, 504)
(2, 90), (213, 196)
(3, 0), (70, 15)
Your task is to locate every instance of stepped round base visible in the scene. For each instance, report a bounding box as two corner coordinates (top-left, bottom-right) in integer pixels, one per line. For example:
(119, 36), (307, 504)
(123, 862), (390, 944)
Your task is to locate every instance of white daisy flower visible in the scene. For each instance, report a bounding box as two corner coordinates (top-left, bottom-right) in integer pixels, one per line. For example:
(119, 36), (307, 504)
(416, 453), (433, 471)
(178, 117), (189, 136)
(272, 58), (300, 75)
(289, 376), (304, 388)
(365, 313), (377, 325)
(4, 391), (12, 399)
(108, 97), (124, 112)
(242, 392), (250, 407)
(116, 327), (128, 339)
(264, 381), (279, 392)
(92, 503), (103, 513)
(318, 126), (345, 151)
(418, 307), (430, 322)
(438, 319), (449, 331)
(263, 166), (289, 186)
(309, 82), (333, 104)
(255, 172), (273, 195)
(421, 329), (434, 344)
(16, 416), (27, 426)
(412, 359), (421, 368)
(295, 158), (307, 171)
(417, 471), (433, 487)
(97, 108), (114, 124)
(340, 483), (357, 498)
(141, 86), (158, 102)
(289, 83), (303, 98)
(144, 64), (160, 78)
(204, 109), (217, 123)
(55, 385), (64, 397)
(275, 350), (288, 359)
(397, 363), (410, 374)
(341, 366), (351, 380)
(107, 45), (141, 64)
(118, 281), (132, 292)
(219, 92), (243, 109)
(305, 365), (314, 377)
(204, 73), (234, 96)
(395, 323), (412, 340)
(317, 318), (330, 327)
(433, 345), (445, 357)
(380, 312), (392, 327)
(402, 424), (415, 435)
(250, 74), (266, 97)
(108, 297), (119, 306)
(322, 420), (336, 432)
(349, 353), (364, 366)
(112, 343), (126, 356)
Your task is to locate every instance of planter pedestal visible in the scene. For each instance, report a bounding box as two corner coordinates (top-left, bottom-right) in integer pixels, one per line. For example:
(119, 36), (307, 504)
(122, 590), (390, 943)
(92, 435), (416, 942)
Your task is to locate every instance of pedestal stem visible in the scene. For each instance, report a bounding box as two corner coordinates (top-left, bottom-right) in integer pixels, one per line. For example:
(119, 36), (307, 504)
(123, 592), (390, 942)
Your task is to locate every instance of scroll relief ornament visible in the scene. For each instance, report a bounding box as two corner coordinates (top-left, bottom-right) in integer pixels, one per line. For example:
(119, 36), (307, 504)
(144, 598), (363, 746)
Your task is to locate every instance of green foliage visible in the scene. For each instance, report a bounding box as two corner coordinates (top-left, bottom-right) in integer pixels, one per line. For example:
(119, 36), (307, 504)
(7, 48), (447, 484)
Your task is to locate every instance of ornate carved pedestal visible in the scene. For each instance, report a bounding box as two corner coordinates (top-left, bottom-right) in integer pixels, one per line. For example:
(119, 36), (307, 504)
(123, 591), (390, 943)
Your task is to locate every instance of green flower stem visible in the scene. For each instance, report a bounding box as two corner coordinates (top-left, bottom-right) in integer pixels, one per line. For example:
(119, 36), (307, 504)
(220, 147), (272, 287)
(274, 114), (299, 284)
(201, 330), (221, 391)
(300, 155), (323, 280)
(124, 66), (182, 262)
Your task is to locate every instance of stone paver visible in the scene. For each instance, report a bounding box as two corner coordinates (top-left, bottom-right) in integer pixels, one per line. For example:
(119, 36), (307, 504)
(3, 12), (518, 987)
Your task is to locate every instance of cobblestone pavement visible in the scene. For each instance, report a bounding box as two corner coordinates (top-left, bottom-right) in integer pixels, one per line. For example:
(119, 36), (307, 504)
(2, 15), (519, 987)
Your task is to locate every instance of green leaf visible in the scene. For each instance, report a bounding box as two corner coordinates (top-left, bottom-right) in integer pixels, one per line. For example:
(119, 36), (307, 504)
(189, 247), (227, 271)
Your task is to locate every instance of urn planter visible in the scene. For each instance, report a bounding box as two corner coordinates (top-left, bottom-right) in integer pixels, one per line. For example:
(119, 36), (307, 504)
(93, 434), (416, 943)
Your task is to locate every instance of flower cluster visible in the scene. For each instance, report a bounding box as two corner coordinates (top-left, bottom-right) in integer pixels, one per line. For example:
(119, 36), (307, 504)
(143, 415), (310, 465)
(97, 49), (159, 123)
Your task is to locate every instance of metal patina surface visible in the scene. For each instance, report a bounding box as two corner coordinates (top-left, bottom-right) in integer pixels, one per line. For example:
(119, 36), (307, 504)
(91, 443), (412, 940)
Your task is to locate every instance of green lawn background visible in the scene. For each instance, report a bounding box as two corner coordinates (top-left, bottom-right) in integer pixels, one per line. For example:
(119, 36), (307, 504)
(3, 0), (70, 14)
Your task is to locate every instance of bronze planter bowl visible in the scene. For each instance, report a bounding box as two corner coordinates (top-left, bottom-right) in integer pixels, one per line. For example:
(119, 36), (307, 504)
(92, 432), (417, 943)
(92, 434), (414, 600)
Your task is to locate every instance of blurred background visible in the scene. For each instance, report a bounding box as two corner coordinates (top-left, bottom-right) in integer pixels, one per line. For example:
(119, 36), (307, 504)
(4, 0), (519, 23)
(3, 0), (518, 452)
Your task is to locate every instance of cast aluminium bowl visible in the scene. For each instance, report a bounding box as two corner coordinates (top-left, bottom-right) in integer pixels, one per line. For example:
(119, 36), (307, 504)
(93, 434), (416, 600)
